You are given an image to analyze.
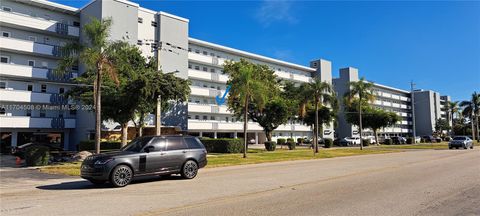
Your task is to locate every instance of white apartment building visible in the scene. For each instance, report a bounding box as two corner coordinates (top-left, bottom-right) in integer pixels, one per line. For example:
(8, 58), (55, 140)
(0, 0), (80, 151)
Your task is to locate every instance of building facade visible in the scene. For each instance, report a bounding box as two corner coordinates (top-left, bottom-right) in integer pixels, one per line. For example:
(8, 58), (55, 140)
(413, 90), (451, 136)
(0, 0), (450, 151)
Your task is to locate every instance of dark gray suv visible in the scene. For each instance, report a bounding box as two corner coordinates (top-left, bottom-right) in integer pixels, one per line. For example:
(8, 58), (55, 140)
(81, 135), (207, 187)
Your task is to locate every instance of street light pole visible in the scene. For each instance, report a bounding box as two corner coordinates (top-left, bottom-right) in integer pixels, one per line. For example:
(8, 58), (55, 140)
(156, 95), (161, 136)
(411, 81), (416, 144)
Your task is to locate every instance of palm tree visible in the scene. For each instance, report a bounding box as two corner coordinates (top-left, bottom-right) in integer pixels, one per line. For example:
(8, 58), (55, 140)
(345, 77), (375, 150)
(58, 18), (119, 154)
(299, 79), (334, 153)
(446, 101), (459, 135)
(460, 92), (480, 142)
(226, 60), (269, 158)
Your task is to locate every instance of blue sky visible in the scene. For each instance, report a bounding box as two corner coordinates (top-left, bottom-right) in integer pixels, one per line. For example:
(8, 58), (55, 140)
(54, 0), (479, 102)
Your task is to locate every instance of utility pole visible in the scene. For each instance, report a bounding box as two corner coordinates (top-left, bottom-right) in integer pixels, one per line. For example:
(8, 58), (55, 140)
(156, 95), (161, 136)
(411, 81), (416, 144)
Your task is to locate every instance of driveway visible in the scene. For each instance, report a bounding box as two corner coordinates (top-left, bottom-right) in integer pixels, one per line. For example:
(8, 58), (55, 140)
(1, 149), (479, 216)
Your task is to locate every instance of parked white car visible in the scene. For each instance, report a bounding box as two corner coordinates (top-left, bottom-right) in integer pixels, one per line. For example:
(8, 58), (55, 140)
(339, 137), (361, 146)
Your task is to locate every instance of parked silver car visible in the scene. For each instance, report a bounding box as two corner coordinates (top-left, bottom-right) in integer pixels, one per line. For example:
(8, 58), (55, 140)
(81, 135), (207, 187)
(448, 136), (474, 149)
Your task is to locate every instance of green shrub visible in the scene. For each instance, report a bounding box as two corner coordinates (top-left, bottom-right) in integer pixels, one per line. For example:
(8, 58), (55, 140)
(277, 138), (286, 145)
(78, 140), (122, 151)
(297, 138), (304, 144)
(420, 138), (425, 143)
(287, 141), (296, 150)
(362, 139), (370, 146)
(264, 141), (277, 151)
(24, 146), (50, 166)
(303, 138), (311, 144)
(384, 139), (393, 145)
(286, 138), (294, 143)
(333, 139), (341, 146)
(324, 138), (333, 148)
(200, 138), (243, 153)
(406, 137), (413, 144)
(444, 136), (451, 141)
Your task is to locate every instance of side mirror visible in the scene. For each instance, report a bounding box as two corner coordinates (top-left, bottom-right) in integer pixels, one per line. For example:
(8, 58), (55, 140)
(144, 146), (154, 153)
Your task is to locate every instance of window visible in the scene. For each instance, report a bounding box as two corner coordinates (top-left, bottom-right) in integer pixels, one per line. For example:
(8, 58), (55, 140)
(151, 21), (157, 27)
(149, 137), (166, 152)
(26, 110), (31, 117)
(188, 64), (192, 69)
(28, 36), (36, 42)
(28, 60), (35, 67)
(2, 7), (12, 12)
(210, 53), (215, 57)
(187, 115), (191, 119)
(0, 56), (9, 63)
(27, 84), (33, 91)
(188, 48), (192, 52)
(137, 40), (143, 45)
(195, 115), (199, 120)
(41, 84), (46, 93)
(195, 49), (200, 54)
(59, 88), (64, 94)
(0, 81), (6, 89)
(40, 110), (46, 117)
(210, 68), (215, 73)
(166, 137), (187, 151)
(202, 67), (207, 72)
(2, 32), (10, 37)
(194, 66), (200, 70)
(210, 116), (215, 120)
(137, 17), (143, 23)
(73, 21), (80, 27)
(203, 116), (207, 120)
(217, 86), (220, 90)
(0, 108), (5, 116)
(185, 137), (203, 149)
(226, 117), (229, 122)
(202, 51), (208, 55)
(203, 84), (207, 88)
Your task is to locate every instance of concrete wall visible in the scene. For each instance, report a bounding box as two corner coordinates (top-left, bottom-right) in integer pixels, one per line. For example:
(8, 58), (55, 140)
(334, 67), (359, 139)
(413, 91), (435, 136)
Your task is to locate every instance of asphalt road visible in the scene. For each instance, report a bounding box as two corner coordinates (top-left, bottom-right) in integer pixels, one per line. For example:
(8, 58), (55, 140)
(1, 149), (479, 216)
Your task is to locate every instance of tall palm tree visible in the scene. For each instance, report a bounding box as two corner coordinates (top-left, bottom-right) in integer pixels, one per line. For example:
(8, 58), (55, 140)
(58, 18), (119, 154)
(299, 79), (334, 153)
(460, 92), (480, 142)
(226, 60), (269, 158)
(447, 101), (459, 135)
(345, 77), (375, 150)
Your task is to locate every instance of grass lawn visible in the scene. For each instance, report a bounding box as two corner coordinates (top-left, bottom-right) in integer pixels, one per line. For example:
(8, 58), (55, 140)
(373, 142), (449, 150)
(39, 148), (399, 176)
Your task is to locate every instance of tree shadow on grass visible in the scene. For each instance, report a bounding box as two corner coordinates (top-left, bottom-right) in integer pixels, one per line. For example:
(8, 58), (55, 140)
(36, 175), (184, 190)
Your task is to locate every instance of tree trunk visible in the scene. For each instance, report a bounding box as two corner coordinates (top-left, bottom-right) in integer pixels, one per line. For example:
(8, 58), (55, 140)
(471, 114), (475, 142)
(314, 99), (319, 153)
(139, 126), (143, 137)
(266, 130), (272, 141)
(94, 65), (102, 154)
(374, 129), (378, 145)
(243, 97), (248, 158)
(476, 115), (479, 143)
(121, 122), (128, 147)
(359, 97), (363, 150)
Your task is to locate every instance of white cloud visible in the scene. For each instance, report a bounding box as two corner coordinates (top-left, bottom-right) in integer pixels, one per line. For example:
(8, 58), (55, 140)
(255, 1), (297, 27)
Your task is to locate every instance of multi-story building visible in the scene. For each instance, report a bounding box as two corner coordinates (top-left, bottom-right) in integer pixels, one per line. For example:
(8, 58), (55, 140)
(413, 90), (451, 136)
(0, 0), (81, 151)
(1, 0), (336, 150)
(334, 67), (414, 139)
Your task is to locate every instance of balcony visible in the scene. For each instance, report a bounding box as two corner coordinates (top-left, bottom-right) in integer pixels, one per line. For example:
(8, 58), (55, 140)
(0, 37), (66, 58)
(292, 74), (311, 83)
(0, 11), (79, 37)
(0, 116), (75, 129)
(188, 103), (231, 114)
(187, 120), (310, 132)
(0, 89), (69, 104)
(0, 63), (77, 81)
(190, 86), (222, 98)
(188, 69), (228, 83)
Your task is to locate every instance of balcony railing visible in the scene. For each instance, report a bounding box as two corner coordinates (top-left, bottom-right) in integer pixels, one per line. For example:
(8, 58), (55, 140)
(0, 10), (79, 37)
(0, 63), (77, 82)
(0, 116), (75, 128)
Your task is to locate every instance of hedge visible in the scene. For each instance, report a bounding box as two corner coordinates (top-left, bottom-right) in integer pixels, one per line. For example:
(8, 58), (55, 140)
(277, 138), (286, 145)
(25, 146), (50, 166)
(384, 139), (393, 145)
(406, 137), (414, 144)
(324, 138), (333, 148)
(286, 138), (294, 143)
(78, 140), (122, 151)
(362, 139), (370, 146)
(200, 138), (243, 153)
(264, 141), (277, 151)
(287, 141), (296, 150)
(297, 138), (304, 144)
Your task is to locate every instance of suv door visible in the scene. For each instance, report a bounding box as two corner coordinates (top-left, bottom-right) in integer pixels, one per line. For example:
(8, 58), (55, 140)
(165, 137), (189, 171)
(144, 137), (167, 173)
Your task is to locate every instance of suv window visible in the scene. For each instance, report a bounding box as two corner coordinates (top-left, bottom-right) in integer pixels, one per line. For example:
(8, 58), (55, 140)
(121, 137), (152, 152)
(149, 137), (166, 152)
(185, 137), (203, 149)
(167, 137), (187, 151)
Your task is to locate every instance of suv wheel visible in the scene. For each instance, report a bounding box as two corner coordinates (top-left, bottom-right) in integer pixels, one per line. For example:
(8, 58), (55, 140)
(110, 165), (133, 187)
(181, 160), (198, 179)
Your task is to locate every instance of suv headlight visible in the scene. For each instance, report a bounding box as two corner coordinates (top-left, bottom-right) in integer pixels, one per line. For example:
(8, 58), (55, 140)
(94, 158), (114, 165)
